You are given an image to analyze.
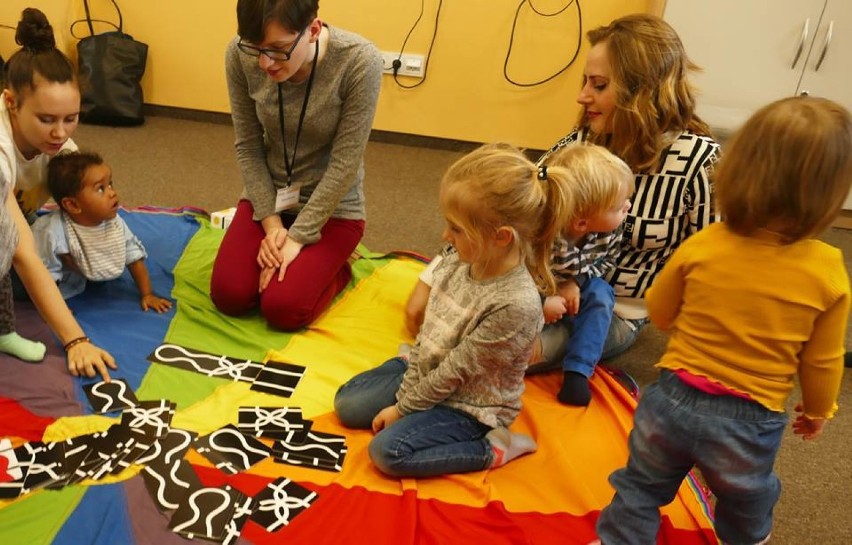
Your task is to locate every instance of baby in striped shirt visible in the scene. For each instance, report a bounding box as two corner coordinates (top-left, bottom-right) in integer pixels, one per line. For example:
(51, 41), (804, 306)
(29, 151), (171, 312)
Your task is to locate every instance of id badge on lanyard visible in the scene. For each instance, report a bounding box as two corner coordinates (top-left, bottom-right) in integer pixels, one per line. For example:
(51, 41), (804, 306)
(276, 39), (318, 214)
(275, 184), (301, 212)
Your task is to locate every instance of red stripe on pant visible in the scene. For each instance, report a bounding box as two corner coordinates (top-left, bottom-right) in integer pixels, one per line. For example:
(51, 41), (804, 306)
(210, 200), (365, 330)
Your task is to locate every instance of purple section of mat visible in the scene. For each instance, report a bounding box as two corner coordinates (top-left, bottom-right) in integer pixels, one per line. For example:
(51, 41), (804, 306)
(0, 302), (82, 418)
(125, 475), (193, 545)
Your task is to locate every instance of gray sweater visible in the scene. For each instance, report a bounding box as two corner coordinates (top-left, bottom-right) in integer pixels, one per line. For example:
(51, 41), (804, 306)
(225, 26), (383, 245)
(398, 253), (544, 428)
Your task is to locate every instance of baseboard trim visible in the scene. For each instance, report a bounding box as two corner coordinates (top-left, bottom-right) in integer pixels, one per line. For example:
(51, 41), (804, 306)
(141, 104), (545, 155)
(833, 210), (852, 230)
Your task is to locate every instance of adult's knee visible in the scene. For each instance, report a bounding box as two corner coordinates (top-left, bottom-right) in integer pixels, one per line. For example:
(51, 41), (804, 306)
(261, 296), (314, 330)
(210, 280), (257, 316)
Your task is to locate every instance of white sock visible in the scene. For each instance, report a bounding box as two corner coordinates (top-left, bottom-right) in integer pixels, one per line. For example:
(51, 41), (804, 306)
(486, 427), (537, 467)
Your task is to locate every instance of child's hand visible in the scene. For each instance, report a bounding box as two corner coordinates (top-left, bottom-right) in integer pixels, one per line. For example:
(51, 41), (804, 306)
(792, 403), (827, 440)
(556, 281), (581, 316)
(141, 294), (173, 313)
(543, 295), (568, 324)
(372, 405), (402, 433)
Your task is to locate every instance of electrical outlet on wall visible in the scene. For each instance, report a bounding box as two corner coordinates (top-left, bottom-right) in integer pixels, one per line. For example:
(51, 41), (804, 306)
(381, 51), (426, 78)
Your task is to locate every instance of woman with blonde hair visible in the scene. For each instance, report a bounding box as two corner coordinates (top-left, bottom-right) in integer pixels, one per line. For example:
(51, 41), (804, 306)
(536, 13), (721, 364)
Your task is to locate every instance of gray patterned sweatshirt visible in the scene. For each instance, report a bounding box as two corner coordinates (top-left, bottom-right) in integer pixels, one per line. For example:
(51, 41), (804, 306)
(225, 25), (383, 245)
(397, 252), (544, 428)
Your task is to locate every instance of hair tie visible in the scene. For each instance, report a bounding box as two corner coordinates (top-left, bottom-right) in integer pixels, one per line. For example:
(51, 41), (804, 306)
(537, 165), (548, 181)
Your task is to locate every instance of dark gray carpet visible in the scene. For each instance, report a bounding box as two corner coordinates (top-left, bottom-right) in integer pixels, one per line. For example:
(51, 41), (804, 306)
(75, 114), (852, 544)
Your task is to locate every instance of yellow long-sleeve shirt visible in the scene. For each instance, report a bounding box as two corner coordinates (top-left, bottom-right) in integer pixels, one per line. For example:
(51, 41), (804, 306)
(648, 223), (849, 418)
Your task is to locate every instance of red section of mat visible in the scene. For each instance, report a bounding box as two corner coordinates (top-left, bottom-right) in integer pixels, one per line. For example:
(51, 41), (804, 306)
(0, 396), (54, 442)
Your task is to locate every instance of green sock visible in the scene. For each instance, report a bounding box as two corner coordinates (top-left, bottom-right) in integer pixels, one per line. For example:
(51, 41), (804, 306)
(486, 427), (537, 468)
(0, 332), (46, 362)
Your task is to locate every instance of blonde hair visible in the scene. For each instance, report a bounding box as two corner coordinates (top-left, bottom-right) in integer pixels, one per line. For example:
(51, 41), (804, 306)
(439, 143), (575, 295)
(544, 144), (634, 221)
(715, 96), (852, 243)
(580, 13), (712, 172)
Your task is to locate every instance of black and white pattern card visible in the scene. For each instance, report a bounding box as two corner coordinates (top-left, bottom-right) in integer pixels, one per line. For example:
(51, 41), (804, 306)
(222, 494), (255, 545)
(142, 458), (202, 512)
(135, 428), (197, 468)
(248, 477), (318, 532)
(249, 360), (306, 398)
(194, 425), (270, 475)
(237, 406), (311, 442)
(0, 438), (28, 499)
(83, 379), (139, 414)
(120, 400), (176, 438)
(271, 430), (347, 472)
(148, 343), (263, 383)
(168, 484), (247, 541)
(22, 441), (67, 493)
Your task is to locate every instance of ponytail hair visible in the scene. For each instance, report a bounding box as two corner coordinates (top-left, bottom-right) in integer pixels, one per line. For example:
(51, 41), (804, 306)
(4, 8), (76, 99)
(439, 143), (575, 295)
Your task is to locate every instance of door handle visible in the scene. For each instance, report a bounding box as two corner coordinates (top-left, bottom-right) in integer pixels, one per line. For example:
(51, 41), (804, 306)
(814, 20), (834, 71)
(792, 18), (810, 69)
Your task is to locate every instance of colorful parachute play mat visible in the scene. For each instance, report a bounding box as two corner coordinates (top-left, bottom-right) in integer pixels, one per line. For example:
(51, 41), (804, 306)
(0, 208), (718, 544)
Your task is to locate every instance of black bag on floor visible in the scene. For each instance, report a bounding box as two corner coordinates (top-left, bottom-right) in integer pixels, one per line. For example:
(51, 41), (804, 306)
(72, 0), (148, 126)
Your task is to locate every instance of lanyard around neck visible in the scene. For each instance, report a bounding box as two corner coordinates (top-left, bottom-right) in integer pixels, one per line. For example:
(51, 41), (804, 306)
(277, 38), (319, 186)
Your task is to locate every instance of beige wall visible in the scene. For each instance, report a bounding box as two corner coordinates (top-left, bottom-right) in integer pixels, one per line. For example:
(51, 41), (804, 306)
(1, 0), (652, 149)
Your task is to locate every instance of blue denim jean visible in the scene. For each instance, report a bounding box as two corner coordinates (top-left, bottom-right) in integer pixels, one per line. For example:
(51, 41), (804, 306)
(529, 278), (642, 375)
(334, 357), (494, 478)
(597, 371), (787, 545)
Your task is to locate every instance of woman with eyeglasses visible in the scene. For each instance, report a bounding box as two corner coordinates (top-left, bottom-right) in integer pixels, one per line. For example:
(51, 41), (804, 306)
(210, 0), (382, 330)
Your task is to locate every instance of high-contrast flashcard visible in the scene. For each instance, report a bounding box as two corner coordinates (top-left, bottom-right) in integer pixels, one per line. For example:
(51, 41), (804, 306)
(248, 360), (306, 398)
(120, 400), (176, 437)
(83, 379), (139, 413)
(236, 406), (311, 442)
(168, 484), (247, 541)
(194, 425), (270, 475)
(271, 430), (347, 472)
(142, 458), (203, 512)
(147, 343), (264, 383)
(248, 477), (318, 532)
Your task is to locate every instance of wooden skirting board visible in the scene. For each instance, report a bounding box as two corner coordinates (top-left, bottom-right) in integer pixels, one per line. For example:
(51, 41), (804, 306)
(834, 210), (852, 230)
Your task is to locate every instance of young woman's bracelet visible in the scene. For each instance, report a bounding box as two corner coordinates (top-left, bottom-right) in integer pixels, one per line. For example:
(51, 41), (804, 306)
(63, 336), (91, 352)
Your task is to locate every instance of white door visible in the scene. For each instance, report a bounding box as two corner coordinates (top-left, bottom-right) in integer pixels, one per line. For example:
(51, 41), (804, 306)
(796, 0), (852, 113)
(664, 0), (827, 134)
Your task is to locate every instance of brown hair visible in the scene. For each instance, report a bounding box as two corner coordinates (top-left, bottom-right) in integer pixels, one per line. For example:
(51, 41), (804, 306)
(544, 144), (634, 221)
(439, 143), (576, 294)
(580, 13), (711, 172)
(236, 0), (319, 43)
(3, 8), (76, 102)
(714, 96), (852, 242)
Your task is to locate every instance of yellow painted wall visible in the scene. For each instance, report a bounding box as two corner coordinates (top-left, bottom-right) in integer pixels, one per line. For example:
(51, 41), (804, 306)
(1, 0), (652, 149)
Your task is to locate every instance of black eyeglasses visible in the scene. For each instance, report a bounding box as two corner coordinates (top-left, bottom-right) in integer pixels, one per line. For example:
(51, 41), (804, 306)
(237, 28), (305, 62)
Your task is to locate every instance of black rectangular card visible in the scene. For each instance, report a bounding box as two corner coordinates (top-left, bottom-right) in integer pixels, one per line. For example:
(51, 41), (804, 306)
(168, 484), (246, 541)
(248, 361), (306, 398)
(248, 477), (318, 532)
(194, 425), (270, 475)
(83, 379), (139, 414)
(147, 343), (263, 383)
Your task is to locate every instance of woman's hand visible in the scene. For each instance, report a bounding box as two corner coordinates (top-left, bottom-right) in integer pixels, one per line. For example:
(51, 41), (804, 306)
(372, 405), (402, 433)
(258, 238), (305, 292)
(257, 226), (288, 269)
(67, 341), (117, 382)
